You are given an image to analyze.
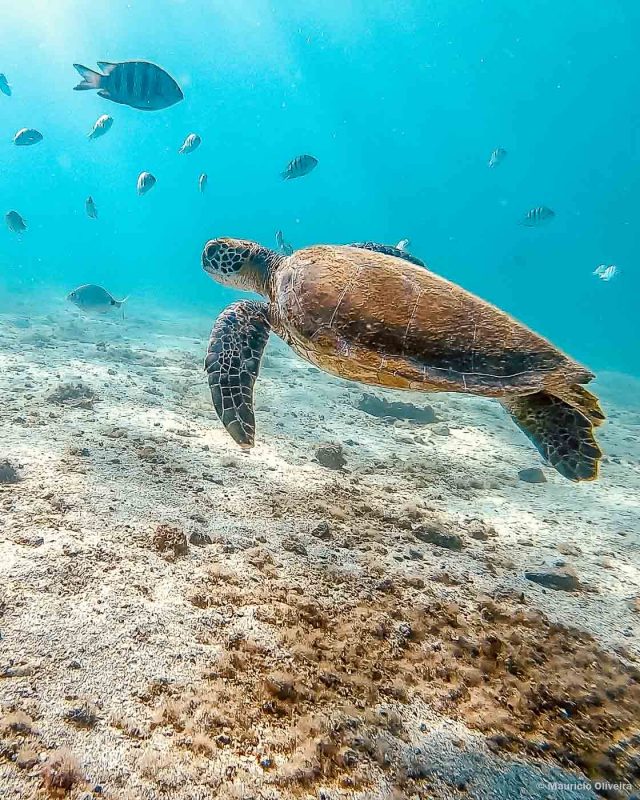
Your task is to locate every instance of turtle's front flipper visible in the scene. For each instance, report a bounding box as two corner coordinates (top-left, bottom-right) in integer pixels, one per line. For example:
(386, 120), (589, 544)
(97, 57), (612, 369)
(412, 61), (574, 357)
(501, 391), (602, 482)
(205, 300), (271, 448)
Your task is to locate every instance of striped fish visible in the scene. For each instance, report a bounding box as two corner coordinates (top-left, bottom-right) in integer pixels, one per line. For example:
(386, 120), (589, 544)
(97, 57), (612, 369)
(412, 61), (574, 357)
(280, 154), (318, 180)
(73, 61), (183, 111)
(179, 133), (201, 154)
(521, 206), (555, 226)
(137, 172), (156, 195)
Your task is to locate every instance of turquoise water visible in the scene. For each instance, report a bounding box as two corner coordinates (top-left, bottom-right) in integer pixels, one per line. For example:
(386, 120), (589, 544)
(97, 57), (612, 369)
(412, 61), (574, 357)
(1, 0), (639, 374)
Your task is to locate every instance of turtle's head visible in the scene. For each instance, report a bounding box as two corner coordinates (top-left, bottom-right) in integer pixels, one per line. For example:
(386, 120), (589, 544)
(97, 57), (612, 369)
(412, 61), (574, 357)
(202, 237), (278, 296)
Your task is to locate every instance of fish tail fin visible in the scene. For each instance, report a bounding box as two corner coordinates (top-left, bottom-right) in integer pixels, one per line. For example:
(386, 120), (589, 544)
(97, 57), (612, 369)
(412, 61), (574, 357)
(73, 64), (103, 91)
(115, 296), (129, 320)
(280, 172), (290, 180)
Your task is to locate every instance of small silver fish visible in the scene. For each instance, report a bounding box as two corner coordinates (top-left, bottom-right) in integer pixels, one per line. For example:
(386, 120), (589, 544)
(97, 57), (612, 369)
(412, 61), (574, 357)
(281, 154), (318, 180)
(521, 206), (555, 226)
(13, 128), (43, 146)
(0, 74), (11, 97)
(489, 147), (507, 168)
(179, 133), (201, 154)
(86, 196), (98, 219)
(5, 211), (27, 233)
(275, 230), (293, 255)
(67, 284), (128, 314)
(137, 171), (156, 195)
(593, 264), (618, 282)
(198, 173), (208, 193)
(73, 61), (183, 111)
(88, 114), (113, 140)
(395, 238), (410, 252)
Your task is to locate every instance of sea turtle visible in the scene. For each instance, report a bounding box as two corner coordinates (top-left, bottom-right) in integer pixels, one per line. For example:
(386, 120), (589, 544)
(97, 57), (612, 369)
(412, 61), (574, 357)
(201, 238), (605, 481)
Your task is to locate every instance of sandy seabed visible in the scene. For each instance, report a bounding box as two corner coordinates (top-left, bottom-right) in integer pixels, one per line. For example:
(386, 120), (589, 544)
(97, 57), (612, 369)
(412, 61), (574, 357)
(0, 297), (639, 800)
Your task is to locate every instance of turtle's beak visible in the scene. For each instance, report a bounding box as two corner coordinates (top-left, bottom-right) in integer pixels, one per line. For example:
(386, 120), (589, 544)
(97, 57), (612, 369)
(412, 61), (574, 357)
(202, 240), (219, 277)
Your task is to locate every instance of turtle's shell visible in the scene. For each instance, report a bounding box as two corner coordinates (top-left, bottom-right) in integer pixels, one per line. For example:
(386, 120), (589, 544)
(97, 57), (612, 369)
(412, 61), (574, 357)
(270, 245), (591, 395)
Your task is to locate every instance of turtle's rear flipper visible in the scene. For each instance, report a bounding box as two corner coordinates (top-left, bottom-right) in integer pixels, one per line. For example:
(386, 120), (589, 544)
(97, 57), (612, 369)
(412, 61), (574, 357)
(501, 391), (602, 482)
(556, 383), (606, 428)
(205, 300), (271, 448)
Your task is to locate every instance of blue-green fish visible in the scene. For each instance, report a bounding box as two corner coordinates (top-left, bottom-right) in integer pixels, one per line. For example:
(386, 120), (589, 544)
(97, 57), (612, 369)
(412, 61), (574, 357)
(73, 61), (183, 111)
(0, 74), (11, 96)
(489, 147), (507, 167)
(67, 284), (127, 313)
(593, 264), (618, 282)
(281, 154), (318, 180)
(5, 211), (27, 233)
(88, 114), (113, 140)
(179, 133), (201, 154)
(137, 171), (156, 195)
(275, 230), (293, 255)
(86, 196), (98, 219)
(199, 173), (208, 193)
(13, 128), (43, 146)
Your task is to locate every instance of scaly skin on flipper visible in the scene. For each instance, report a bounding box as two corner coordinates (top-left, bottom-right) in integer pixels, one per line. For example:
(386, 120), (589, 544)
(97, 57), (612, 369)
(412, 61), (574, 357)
(205, 300), (271, 448)
(201, 238), (605, 481)
(502, 392), (602, 481)
(556, 383), (606, 427)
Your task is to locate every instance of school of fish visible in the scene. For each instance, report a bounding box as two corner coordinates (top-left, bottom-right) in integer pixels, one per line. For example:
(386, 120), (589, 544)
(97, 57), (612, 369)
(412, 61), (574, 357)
(0, 61), (622, 310)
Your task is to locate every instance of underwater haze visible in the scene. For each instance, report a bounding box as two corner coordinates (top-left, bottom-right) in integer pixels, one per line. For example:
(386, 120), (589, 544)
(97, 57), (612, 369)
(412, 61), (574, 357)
(3, 3), (640, 799)
(1, 0), (639, 373)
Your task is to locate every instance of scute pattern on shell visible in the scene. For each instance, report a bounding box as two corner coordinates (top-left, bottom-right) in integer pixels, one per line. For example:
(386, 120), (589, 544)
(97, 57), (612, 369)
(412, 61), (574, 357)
(272, 245), (588, 395)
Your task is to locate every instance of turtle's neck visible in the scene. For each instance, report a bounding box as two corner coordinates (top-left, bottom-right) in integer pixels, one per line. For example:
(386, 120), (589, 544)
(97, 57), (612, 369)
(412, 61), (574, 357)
(247, 246), (284, 298)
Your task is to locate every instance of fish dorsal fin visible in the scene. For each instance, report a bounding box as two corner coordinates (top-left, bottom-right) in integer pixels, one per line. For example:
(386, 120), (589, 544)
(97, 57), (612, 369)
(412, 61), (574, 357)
(97, 61), (118, 75)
